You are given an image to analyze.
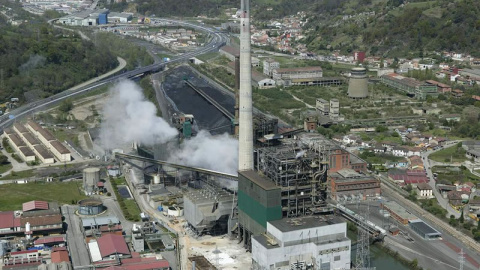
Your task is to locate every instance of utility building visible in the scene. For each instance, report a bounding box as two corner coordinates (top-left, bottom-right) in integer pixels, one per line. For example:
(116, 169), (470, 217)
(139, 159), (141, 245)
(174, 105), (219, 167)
(238, 170), (282, 248)
(252, 216), (351, 270)
(329, 169), (380, 202)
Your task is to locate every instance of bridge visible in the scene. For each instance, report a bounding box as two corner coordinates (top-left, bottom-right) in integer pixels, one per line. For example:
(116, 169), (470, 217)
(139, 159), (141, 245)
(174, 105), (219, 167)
(333, 203), (386, 240)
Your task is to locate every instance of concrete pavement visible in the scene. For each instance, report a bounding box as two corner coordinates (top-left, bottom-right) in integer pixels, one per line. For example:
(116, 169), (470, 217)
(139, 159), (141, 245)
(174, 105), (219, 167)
(62, 205), (91, 267)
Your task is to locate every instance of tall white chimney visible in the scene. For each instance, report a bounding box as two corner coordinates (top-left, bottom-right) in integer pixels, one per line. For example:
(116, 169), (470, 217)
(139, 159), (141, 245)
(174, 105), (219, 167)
(238, 0), (254, 171)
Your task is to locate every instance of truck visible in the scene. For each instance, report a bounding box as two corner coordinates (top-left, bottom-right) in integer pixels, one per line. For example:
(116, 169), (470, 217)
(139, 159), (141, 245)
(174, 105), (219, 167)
(140, 212), (150, 221)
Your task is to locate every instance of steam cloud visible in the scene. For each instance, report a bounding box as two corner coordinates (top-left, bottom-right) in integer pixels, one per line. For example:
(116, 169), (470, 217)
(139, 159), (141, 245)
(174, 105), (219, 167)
(99, 80), (178, 149)
(168, 130), (239, 175)
(100, 80), (239, 176)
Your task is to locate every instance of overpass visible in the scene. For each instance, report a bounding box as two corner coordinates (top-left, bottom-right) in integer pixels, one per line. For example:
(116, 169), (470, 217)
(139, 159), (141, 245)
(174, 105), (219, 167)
(0, 18), (228, 132)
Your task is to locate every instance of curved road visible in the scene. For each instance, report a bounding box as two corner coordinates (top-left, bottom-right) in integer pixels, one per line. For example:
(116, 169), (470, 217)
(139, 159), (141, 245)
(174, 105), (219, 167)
(0, 18), (228, 131)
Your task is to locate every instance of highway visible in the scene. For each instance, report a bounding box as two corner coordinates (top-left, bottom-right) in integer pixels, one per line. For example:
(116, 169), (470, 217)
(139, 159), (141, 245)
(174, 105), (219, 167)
(0, 18), (228, 132)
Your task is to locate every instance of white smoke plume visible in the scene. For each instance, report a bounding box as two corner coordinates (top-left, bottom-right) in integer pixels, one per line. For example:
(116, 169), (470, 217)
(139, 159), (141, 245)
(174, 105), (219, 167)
(168, 130), (239, 175)
(99, 80), (178, 149)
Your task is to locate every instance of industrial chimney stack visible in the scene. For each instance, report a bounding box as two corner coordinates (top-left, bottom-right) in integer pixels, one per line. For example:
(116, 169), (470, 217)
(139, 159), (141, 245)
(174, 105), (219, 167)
(238, 0), (253, 171)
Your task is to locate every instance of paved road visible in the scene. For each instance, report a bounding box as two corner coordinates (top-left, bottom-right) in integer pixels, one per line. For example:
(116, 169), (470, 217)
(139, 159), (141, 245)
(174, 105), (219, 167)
(381, 182), (480, 256)
(422, 141), (462, 218)
(0, 19), (228, 134)
(62, 205), (91, 267)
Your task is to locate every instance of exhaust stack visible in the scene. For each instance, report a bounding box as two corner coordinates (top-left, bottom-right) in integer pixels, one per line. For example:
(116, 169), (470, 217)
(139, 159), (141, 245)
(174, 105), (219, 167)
(238, 0), (253, 171)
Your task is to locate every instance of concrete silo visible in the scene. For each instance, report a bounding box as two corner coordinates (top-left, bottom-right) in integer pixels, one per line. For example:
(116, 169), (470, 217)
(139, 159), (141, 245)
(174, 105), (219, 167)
(348, 67), (368, 99)
(83, 167), (101, 195)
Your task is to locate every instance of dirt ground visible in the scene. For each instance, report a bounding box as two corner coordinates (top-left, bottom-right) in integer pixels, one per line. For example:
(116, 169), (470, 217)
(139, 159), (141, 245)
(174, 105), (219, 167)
(172, 219), (252, 270)
(70, 94), (109, 124)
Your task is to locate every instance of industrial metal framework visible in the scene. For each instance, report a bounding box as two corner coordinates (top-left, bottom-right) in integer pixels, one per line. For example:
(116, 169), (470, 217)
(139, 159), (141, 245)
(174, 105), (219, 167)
(255, 136), (334, 218)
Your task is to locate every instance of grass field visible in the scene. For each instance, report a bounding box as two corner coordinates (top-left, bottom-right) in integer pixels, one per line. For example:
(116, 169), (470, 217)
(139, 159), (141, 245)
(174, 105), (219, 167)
(0, 163), (12, 174)
(432, 166), (479, 185)
(429, 145), (468, 163)
(0, 169), (35, 180)
(196, 52), (219, 62)
(0, 181), (86, 211)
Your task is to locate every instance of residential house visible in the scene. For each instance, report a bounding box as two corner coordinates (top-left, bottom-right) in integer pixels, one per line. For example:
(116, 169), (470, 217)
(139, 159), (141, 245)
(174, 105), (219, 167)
(408, 155), (424, 170)
(469, 199), (480, 211)
(406, 147), (422, 157)
(343, 134), (361, 145)
(392, 146), (408, 157)
(373, 144), (386, 154)
(417, 183), (433, 198)
(441, 114), (461, 122)
(382, 142), (398, 152)
(466, 149), (480, 163)
(385, 160), (408, 169)
(405, 133), (423, 144)
(447, 191), (467, 207)
(451, 89), (464, 98)
(437, 184), (456, 199)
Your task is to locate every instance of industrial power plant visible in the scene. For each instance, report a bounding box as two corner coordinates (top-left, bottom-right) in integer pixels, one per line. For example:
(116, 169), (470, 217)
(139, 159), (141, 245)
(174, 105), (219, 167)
(1, 1), (475, 270)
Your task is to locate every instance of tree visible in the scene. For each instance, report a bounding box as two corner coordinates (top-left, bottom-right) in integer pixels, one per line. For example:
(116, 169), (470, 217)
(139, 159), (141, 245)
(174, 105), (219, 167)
(0, 155), (8, 164)
(375, 125), (388, 132)
(459, 210), (464, 223)
(409, 258), (418, 269)
(58, 99), (73, 113)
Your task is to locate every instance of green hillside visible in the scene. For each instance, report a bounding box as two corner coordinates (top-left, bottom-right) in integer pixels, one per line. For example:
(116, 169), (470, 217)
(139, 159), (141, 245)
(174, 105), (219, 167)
(304, 0), (480, 57)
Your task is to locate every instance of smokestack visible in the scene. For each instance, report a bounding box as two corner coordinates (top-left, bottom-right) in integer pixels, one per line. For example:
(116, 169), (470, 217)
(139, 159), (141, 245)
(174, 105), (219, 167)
(238, 0), (253, 171)
(234, 56), (240, 136)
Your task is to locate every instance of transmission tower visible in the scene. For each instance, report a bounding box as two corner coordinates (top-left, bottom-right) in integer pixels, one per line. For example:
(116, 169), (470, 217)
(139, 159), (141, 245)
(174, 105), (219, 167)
(459, 248), (464, 270)
(355, 201), (372, 270)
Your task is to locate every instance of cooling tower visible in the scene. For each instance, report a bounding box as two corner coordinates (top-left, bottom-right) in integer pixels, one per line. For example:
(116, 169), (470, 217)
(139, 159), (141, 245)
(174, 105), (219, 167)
(348, 67), (368, 99)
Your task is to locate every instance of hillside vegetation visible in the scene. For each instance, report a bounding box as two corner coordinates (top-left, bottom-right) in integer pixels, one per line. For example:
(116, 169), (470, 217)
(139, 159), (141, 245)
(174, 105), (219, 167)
(304, 0), (480, 57)
(0, 0), (153, 103)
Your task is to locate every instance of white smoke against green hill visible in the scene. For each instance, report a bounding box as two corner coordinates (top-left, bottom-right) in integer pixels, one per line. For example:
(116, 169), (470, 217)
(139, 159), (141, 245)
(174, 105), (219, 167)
(100, 80), (239, 176)
(99, 80), (178, 149)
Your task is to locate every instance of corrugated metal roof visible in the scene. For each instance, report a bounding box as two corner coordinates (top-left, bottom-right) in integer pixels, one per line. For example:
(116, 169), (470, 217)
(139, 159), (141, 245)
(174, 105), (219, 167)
(13, 123), (28, 134)
(97, 234), (130, 257)
(23, 201), (49, 212)
(34, 145), (54, 159)
(50, 140), (70, 154)
(0, 211), (14, 229)
(21, 214), (62, 227)
(51, 250), (70, 263)
(34, 235), (65, 245)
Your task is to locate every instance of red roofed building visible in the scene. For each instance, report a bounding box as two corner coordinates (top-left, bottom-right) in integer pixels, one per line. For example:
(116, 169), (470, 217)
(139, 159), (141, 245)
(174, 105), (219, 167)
(51, 250), (70, 263)
(34, 235), (65, 246)
(22, 201), (49, 212)
(0, 211), (21, 234)
(388, 169), (428, 186)
(4, 249), (42, 267)
(97, 234), (130, 259)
